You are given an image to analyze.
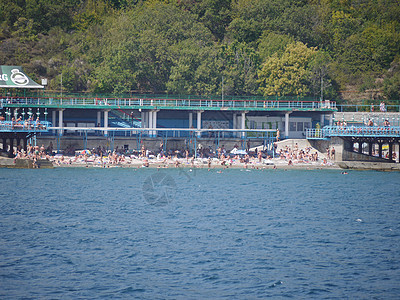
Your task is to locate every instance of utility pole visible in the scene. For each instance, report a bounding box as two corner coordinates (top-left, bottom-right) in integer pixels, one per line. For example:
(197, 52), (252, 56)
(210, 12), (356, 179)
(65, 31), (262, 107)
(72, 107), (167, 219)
(222, 76), (224, 101)
(320, 74), (323, 102)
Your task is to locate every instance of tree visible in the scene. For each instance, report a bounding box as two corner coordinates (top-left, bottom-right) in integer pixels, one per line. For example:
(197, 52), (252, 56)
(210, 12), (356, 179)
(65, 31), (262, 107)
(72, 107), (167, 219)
(257, 31), (294, 62)
(308, 51), (336, 100)
(383, 57), (400, 100)
(176, 0), (232, 41)
(219, 42), (259, 95)
(166, 40), (220, 95)
(89, 3), (214, 94)
(227, 0), (286, 44)
(258, 42), (317, 96)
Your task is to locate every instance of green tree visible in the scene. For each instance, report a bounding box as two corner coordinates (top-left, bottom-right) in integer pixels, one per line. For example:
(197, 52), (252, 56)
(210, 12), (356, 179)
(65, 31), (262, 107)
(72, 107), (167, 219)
(25, 0), (79, 32)
(166, 40), (218, 95)
(176, 0), (232, 41)
(227, 0), (286, 44)
(220, 42), (259, 95)
(258, 42), (317, 96)
(308, 51), (337, 100)
(383, 57), (400, 100)
(72, 0), (110, 31)
(257, 31), (294, 62)
(89, 3), (214, 94)
(0, 0), (24, 36)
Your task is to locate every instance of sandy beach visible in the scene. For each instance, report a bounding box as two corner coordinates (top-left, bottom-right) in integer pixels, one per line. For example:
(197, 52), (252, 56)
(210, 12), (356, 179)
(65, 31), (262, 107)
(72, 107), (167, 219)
(46, 155), (339, 170)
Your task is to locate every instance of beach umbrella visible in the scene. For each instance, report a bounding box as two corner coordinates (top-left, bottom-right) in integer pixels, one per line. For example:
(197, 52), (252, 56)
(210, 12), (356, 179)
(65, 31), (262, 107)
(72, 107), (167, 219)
(81, 149), (91, 155)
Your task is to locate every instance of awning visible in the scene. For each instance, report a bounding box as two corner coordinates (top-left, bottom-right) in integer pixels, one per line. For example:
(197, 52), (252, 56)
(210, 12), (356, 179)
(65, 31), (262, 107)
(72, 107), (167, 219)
(0, 65), (44, 88)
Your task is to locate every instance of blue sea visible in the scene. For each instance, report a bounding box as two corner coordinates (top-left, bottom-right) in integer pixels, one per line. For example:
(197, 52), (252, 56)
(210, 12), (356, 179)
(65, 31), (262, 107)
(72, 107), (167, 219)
(1, 168), (400, 299)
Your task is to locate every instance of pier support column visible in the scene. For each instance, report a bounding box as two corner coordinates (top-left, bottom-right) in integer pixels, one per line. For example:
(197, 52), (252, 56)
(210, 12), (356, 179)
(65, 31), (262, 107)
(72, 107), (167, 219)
(141, 111), (148, 136)
(189, 112), (193, 129)
(285, 112), (291, 139)
(8, 138), (14, 158)
(151, 110), (158, 137)
(103, 110), (109, 137)
(358, 142), (363, 154)
(148, 110), (153, 137)
(97, 111), (101, 127)
(320, 113), (325, 127)
(232, 113), (237, 138)
(2, 138), (7, 152)
(378, 143), (383, 158)
(141, 111), (145, 128)
(58, 109), (64, 136)
(368, 142), (373, 156)
(389, 143), (393, 161)
(145, 111), (150, 136)
(329, 114), (333, 126)
(52, 110), (56, 134)
(197, 111), (203, 138)
(398, 143), (400, 163)
(241, 112), (246, 138)
(189, 112), (193, 138)
(23, 137), (27, 152)
(16, 138), (21, 152)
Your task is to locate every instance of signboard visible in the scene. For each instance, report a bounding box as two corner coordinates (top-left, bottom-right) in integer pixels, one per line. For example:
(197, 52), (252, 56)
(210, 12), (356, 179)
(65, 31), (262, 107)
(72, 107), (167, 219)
(0, 66), (44, 88)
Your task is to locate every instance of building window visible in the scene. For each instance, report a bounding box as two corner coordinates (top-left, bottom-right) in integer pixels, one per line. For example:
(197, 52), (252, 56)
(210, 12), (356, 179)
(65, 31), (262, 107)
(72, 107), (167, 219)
(297, 122), (304, 131)
(249, 120), (257, 129)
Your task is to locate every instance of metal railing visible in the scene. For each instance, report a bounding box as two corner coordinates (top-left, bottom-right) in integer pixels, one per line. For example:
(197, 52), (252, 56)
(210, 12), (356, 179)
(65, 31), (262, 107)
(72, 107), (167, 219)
(46, 126), (276, 139)
(333, 113), (400, 127)
(336, 104), (400, 112)
(0, 120), (52, 132)
(306, 125), (400, 139)
(1, 96), (337, 110)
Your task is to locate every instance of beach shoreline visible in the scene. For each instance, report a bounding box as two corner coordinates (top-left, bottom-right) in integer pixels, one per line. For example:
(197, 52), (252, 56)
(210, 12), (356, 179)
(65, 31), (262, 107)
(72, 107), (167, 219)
(1, 155), (340, 170)
(52, 156), (340, 170)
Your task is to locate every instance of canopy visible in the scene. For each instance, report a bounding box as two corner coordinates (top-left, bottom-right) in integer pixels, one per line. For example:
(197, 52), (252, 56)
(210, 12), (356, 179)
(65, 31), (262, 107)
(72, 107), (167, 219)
(0, 65), (44, 88)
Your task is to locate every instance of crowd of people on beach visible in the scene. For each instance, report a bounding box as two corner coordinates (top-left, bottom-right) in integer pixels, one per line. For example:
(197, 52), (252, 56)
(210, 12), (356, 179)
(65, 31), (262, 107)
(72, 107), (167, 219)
(277, 143), (335, 166)
(13, 142), (53, 167)
(10, 138), (335, 169)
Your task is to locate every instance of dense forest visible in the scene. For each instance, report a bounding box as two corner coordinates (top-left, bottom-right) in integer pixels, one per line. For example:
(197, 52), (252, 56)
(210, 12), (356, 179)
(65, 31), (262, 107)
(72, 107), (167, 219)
(1, 0), (399, 101)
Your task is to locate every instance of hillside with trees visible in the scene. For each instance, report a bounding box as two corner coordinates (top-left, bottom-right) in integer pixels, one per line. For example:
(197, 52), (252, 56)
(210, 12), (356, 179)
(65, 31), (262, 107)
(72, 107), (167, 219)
(1, 0), (399, 102)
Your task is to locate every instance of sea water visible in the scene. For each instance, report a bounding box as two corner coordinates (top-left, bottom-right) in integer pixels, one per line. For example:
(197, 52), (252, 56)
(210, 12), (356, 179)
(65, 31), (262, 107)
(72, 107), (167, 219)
(1, 168), (400, 299)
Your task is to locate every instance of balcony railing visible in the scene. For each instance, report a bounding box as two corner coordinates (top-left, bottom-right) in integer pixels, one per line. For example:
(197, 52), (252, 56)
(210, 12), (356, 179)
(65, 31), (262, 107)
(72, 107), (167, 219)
(306, 125), (400, 139)
(1, 96), (337, 110)
(0, 120), (52, 132)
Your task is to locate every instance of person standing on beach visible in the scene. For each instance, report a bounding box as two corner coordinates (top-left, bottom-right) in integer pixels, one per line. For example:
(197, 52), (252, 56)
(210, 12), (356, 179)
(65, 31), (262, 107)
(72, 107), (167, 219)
(380, 101), (386, 112)
(276, 128), (280, 141)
